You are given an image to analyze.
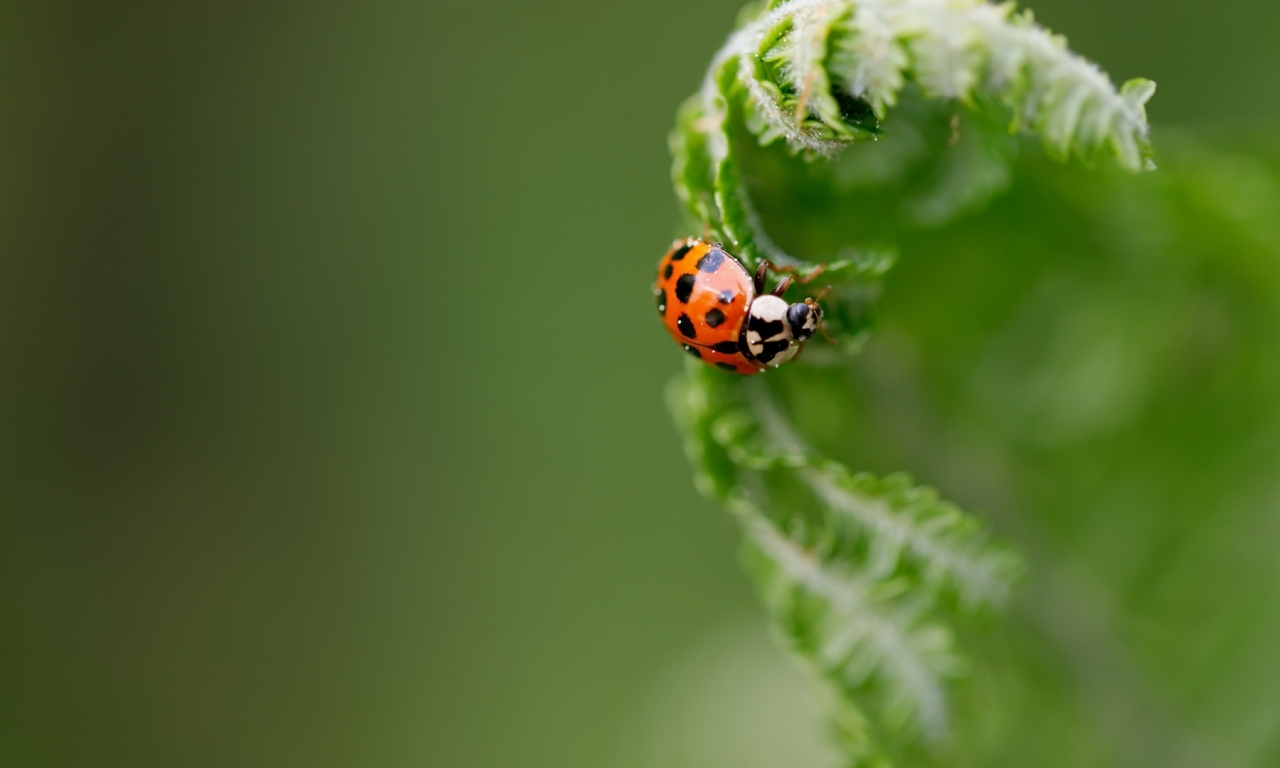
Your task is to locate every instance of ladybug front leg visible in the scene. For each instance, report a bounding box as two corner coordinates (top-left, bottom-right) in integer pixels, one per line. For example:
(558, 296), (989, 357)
(757, 259), (827, 293)
(809, 288), (837, 344)
(753, 260), (770, 295)
(769, 262), (826, 284)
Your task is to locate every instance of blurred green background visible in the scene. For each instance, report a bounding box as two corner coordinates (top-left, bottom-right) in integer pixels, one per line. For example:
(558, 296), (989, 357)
(3, 2), (1280, 767)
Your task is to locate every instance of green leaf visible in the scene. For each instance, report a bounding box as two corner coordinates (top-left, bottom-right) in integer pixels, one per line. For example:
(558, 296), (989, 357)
(664, 1), (1161, 764)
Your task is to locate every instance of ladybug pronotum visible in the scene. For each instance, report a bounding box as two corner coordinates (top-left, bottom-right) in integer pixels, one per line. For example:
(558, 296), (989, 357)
(654, 238), (823, 374)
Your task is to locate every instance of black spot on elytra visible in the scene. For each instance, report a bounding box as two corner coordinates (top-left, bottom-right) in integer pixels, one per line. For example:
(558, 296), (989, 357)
(696, 248), (725, 273)
(676, 313), (697, 339)
(749, 315), (785, 340)
(711, 341), (739, 354)
(683, 344), (701, 358)
(670, 243), (694, 261)
(717, 290), (735, 304)
(705, 308), (726, 327)
(715, 362), (737, 371)
(663, 263), (673, 279)
(674, 273), (696, 303)
(655, 289), (666, 316)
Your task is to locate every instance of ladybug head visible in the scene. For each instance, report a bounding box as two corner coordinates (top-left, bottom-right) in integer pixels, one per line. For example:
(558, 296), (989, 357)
(786, 297), (823, 341)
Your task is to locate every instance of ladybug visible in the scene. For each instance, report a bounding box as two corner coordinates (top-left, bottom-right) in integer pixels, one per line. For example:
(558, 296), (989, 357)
(654, 238), (823, 374)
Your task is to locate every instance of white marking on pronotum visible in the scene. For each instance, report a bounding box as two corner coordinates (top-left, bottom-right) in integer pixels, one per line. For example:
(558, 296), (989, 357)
(745, 295), (795, 363)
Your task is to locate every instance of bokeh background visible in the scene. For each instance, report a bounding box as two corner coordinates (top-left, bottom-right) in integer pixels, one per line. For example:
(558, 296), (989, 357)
(3, 1), (1280, 767)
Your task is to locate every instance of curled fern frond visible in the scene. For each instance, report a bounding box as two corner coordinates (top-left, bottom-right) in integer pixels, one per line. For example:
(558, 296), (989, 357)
(732, 494), (960, 743)
(663, 1), (1156, 763)
(750, 392), (1018, 609)
(669, 366), (1021, 758)
(800, 466), (1018, 610)
(673, 0), (1156, 268)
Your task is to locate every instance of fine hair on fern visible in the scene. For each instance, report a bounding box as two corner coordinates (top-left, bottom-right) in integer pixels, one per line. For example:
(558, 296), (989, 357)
(672, 0), (1155, 270)
(664, 0), (1155, 763)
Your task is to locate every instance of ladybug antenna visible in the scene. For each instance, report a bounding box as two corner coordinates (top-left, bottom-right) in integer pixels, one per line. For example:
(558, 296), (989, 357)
(813, 286), (837, 344)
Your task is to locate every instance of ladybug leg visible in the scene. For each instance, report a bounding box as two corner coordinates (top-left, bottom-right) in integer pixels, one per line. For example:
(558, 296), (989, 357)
(771, 262), (826, 284)
(817, 318), (836, 344)
(797, 264), (825, 284)
(757, 259), (821, 295)
(753, 260), (770, 295)
(812, 287), (837, 344)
